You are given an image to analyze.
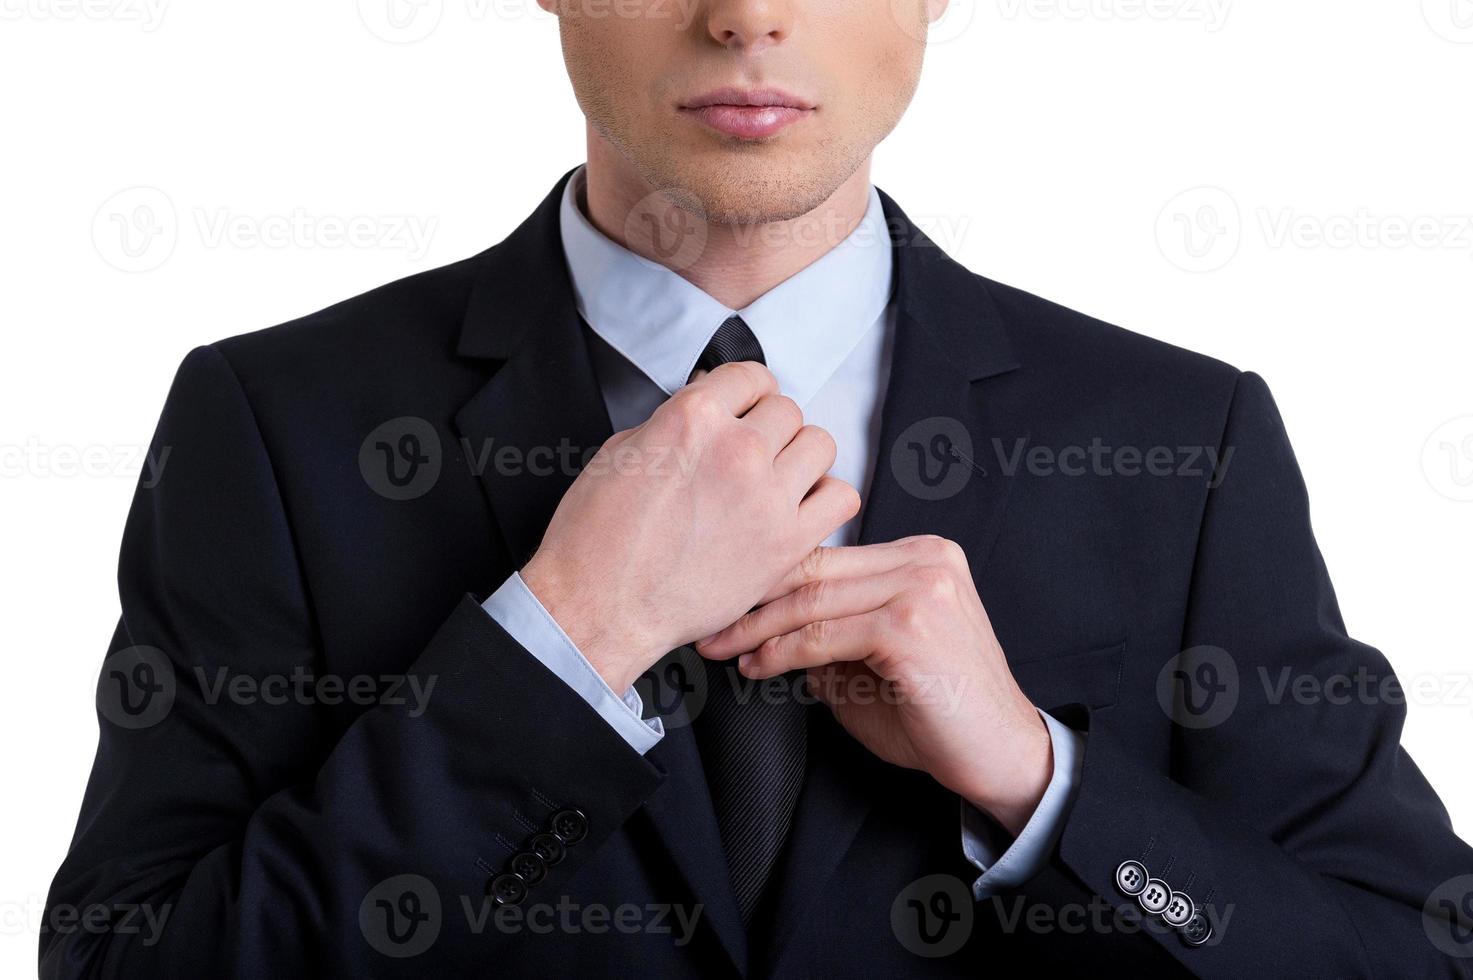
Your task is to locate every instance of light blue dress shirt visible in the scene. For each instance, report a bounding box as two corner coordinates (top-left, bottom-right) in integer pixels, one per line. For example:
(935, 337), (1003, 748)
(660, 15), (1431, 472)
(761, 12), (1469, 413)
(483, 166), (1083, 898)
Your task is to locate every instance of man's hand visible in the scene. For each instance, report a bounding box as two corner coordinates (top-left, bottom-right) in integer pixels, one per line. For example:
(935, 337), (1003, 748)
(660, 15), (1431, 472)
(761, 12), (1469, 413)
(696, 535), (1052, 836)
(522, 362), (860, 694)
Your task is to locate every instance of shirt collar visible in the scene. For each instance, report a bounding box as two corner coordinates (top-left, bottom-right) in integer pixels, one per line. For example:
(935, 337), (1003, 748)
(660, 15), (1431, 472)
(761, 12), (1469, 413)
(558, 165), (894, 408)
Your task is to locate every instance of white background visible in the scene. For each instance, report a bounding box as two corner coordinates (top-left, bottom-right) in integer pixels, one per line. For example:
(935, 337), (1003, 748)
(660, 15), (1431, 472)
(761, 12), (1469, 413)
(2, 0), (1470, 971)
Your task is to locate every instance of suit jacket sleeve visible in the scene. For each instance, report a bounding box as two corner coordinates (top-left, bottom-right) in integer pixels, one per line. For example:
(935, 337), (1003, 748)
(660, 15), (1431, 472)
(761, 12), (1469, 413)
(41, 345), (665, 979)
(1049, 370), (1473, 977)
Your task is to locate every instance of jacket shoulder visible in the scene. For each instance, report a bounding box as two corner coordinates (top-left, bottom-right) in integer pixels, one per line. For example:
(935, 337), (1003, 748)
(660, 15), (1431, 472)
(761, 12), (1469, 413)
(209, 251), (490, 380)
(980, 276), (1246, 428)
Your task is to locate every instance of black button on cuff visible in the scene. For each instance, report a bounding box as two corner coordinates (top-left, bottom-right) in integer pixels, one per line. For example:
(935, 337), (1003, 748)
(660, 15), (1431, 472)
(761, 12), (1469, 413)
(510, 851), (548, 886)
(551, 808), (588, 845)
(529, 832), (566, 867)
(489, 872), (528, 907)
(1180, 909), (1213, 947)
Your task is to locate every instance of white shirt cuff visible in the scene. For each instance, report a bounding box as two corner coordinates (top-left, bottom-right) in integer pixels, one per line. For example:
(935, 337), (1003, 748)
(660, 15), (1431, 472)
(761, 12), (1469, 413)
(481, 572), (664, 755)
(960, 710), (1084, 898)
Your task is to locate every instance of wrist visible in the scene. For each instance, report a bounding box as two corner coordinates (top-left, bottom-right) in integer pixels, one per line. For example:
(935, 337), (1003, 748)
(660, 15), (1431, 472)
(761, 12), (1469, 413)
(520, 553), (657, 694)
(963, 708), (1053, 838)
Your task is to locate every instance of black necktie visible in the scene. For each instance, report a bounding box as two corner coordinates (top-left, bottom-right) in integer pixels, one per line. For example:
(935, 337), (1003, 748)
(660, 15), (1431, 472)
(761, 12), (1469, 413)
(687, 315), (809, 925)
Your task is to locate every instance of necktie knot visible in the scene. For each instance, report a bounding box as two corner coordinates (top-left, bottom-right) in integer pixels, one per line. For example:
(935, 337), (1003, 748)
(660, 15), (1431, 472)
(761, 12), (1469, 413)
(693, 315), (766, 379)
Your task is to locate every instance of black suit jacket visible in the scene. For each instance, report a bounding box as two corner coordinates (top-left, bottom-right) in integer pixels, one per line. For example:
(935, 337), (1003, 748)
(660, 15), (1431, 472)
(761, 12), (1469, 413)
(44, 170), (1473, 979)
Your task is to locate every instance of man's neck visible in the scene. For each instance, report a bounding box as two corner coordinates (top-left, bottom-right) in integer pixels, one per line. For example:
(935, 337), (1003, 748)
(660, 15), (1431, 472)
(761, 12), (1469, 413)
(581, 132), (873, 311)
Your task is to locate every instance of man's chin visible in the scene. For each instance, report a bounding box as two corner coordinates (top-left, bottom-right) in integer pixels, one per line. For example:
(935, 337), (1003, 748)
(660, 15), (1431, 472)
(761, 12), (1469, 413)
(660, 165), (849, 228)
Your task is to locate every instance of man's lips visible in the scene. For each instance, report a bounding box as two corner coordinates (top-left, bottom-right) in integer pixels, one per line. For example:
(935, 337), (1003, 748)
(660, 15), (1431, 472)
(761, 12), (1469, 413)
(679, 88), (815, 140)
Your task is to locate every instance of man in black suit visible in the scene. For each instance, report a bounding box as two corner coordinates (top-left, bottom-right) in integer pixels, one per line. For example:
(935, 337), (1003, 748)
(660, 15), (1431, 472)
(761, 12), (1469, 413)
(44, 0), (1473, 977)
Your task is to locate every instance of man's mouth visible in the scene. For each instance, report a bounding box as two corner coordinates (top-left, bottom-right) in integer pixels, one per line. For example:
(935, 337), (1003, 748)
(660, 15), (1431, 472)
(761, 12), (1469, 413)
(678, 88), (816, 140)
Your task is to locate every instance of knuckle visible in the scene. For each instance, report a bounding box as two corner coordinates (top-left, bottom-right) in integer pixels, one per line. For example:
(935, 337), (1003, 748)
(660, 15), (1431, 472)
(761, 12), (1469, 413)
(666, 390), (714, 431)
(912, 564), (954, 597)
(799, 546), (829, 583)
(889, 594), (927, 633)
(725, 426), (769, 466)
(937, 537), (968, 569)
(801, 619), (831, 648)
(759, 634), (786, 665)
(807, 425), (837, 456)
(775, 395), (803, 429)
(796, 580), (828, 618)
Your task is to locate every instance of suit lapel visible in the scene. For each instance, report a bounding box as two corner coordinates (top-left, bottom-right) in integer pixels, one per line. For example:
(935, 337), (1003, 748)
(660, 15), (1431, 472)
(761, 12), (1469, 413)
(453, 172), (749, 975)
(761, 192), (1030, 976)
(453, 177), (1030, 977)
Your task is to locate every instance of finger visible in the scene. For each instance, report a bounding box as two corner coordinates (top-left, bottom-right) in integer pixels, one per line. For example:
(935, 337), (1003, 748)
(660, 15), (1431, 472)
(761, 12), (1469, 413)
(740, 394), (804, 457)
(775, 424), (838, 499)
(762, 535), (960, 604)
(684, 360), (778, 417)
(699, 569), (909, 658)
(794, 475), (860, 548)
(737, 610), (886, 679)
